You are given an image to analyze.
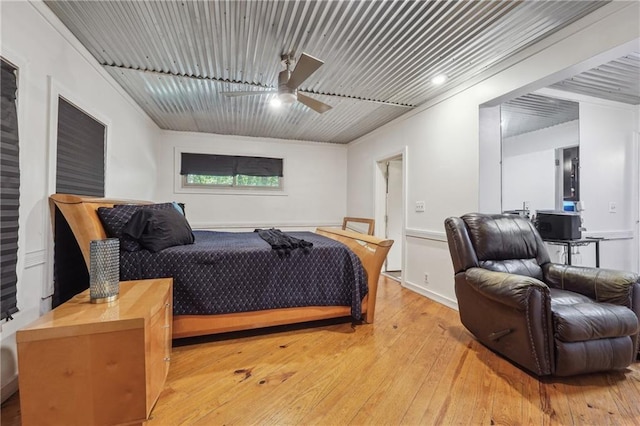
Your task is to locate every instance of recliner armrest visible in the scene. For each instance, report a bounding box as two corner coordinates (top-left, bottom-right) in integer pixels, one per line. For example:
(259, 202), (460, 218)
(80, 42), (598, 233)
(543, 263), (639, 307)
(464, 267), (550, 310)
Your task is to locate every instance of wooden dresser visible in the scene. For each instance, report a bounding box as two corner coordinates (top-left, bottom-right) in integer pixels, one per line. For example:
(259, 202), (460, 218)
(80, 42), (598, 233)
(17, 279), (173, 426)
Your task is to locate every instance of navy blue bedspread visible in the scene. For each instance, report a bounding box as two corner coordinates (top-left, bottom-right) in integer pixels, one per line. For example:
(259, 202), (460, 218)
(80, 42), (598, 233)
(120, 230), (367, 319)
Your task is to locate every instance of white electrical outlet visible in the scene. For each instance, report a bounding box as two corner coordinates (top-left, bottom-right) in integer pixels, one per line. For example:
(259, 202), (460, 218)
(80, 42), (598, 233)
(415, 201), (425, 212)
(609, 202), (617, 213)
(424, 273), (429, 284)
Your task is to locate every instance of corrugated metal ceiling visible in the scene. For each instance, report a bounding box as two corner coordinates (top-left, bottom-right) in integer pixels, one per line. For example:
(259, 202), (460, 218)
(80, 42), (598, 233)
(44, 0), (612, 143)
(501, 51), (639, 138)
(501, 94), (579, 139)
(550, 51), (640, 105)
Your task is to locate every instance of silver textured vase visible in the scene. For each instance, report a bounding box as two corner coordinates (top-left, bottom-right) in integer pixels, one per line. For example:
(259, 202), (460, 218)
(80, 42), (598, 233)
(89, 238), (120, 303)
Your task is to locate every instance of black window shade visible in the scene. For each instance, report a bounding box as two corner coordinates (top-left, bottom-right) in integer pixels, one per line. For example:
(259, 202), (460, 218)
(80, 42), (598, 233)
(54, 98), (105, 308)
(180, 153), (283, 177)
(55, 98), (105, 196)
(1, 59), (20, 321)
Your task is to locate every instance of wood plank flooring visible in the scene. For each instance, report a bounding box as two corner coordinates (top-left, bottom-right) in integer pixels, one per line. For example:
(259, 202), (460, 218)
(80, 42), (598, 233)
(3, 276), (640, 425)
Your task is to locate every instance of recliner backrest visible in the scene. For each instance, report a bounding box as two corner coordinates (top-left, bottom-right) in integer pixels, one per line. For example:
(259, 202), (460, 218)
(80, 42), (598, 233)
(446, 213), (551, 280)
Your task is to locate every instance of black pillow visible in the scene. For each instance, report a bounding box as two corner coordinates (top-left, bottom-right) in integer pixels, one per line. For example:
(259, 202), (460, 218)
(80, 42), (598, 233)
(122, 208), (195, 253)
(97, 203), (176, 251)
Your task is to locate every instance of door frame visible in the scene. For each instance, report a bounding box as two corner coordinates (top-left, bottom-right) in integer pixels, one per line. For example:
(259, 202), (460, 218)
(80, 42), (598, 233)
(373, 147), (407, 280)
(633, 132), (640, 273)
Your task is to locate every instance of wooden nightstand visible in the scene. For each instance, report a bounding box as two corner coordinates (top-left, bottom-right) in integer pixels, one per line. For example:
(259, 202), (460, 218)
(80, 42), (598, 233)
(17, 279), (173, 426)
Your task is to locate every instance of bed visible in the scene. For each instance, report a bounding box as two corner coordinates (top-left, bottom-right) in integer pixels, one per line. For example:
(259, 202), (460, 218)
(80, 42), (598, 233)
(50, 194), (393, 339)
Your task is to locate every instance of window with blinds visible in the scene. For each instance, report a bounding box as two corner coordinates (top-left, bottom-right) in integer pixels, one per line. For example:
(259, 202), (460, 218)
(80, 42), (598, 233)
(53, 98), (105, 307)
(180, 152), (283, 189)
(56, 98), (105, 196)
(0, 58), (20, 321)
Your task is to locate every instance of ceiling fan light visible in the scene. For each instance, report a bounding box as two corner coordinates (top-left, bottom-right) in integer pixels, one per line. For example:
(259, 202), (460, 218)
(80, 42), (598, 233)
(279, 92), (297, 104)
(270, 97), (283, 108)
(431, 74), (448, 85)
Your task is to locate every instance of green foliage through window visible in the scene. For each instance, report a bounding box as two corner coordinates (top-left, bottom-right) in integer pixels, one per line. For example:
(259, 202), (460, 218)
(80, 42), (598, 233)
(184, 174), (281, 188)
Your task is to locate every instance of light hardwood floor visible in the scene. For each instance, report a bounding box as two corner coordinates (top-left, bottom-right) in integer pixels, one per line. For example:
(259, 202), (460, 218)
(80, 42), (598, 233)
(3, 276), (640, 425)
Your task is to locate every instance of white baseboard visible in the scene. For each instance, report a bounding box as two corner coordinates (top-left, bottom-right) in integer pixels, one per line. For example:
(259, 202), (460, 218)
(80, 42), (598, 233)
(402, 280), (459, 311)
(1, 375), (18, 404)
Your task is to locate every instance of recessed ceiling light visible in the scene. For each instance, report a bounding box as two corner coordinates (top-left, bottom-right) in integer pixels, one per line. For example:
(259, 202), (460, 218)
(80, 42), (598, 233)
(431, 74), (447, 85)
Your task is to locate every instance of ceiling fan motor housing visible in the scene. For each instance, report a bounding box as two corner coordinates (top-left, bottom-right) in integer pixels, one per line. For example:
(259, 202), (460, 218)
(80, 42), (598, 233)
(278, 69), (297, 103)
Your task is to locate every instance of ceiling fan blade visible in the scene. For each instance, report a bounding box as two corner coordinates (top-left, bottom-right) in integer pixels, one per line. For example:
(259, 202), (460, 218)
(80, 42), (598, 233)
(222, 90), (276, 97)
(286, 53), (323, 89)
(297, 93), (332, 113)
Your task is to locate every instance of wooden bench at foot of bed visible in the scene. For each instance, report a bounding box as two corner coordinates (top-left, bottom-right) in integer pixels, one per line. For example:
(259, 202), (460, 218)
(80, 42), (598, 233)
(50, 194), (394, 339)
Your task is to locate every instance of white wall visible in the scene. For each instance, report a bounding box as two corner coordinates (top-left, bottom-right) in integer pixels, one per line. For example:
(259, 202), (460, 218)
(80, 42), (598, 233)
(348, 90), (480, 309)
(502, 120), (579, 213)
(155, 131), (347, 230)
(579, 101), (638, 270)
(347, 2), (640, 307)
(502, 149), (556, 213)
(478, 105), (501, 213)
(0, 1), (160, 401)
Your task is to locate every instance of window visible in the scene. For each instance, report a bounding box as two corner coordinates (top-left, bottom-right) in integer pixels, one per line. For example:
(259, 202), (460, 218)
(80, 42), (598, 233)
(56, 97), (106, 196)
(54, 97), (106, 308)
(180, 153), (283, 189)
(1, 58), (20, 321)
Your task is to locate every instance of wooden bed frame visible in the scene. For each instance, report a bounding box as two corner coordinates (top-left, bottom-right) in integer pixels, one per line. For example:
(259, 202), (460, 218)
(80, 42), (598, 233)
(50, 194), (393, 339)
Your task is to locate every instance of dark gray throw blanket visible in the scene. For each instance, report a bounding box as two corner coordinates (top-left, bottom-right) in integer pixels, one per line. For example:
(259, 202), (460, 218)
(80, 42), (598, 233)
(255, 228), (313, 257)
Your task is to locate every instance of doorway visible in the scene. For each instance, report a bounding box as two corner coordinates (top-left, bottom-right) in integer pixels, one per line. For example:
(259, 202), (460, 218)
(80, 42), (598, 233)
(555, 145), (580, 211)
(375, 153), (404, 281)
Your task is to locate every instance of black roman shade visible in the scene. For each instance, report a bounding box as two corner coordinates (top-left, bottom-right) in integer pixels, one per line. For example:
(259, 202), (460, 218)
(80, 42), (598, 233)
(54, 98), (105, 308)
(56, 98), (105, 196)
(1, 59), (20, 320)
(180, 153), (283, 177)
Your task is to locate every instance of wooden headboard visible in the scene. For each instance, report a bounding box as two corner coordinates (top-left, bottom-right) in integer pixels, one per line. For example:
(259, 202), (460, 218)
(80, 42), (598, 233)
(49, 194), (151, 269)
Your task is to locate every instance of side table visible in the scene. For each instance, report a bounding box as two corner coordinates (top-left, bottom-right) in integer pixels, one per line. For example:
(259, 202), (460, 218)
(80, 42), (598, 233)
(17, 278), (173, 426)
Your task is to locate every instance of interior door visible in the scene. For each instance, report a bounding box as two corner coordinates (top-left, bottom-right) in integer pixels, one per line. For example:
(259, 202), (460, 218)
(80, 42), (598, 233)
(385, 159), (403, 271)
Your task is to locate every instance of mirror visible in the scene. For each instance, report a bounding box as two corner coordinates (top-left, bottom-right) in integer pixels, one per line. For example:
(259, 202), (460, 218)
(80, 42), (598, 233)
(499, 49), (638, 220)
(493, 47), (638, 270)
(501, 93), (580, 217)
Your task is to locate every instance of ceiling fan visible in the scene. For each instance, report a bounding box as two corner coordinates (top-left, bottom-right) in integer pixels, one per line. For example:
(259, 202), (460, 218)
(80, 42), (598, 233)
(223, 53), (332, 113)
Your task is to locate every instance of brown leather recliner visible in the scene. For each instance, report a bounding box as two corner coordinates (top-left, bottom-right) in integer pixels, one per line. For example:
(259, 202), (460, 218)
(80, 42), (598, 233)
(445, 213), (640, 376)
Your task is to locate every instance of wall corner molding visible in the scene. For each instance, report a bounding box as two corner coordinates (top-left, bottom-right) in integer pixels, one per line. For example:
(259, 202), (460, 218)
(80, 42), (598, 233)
(583, 229), (634, 240)
(405, 228), (447, 242)
(25, 249), (47, 269)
